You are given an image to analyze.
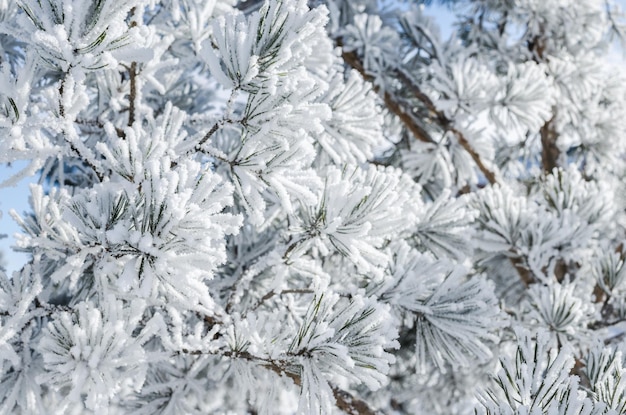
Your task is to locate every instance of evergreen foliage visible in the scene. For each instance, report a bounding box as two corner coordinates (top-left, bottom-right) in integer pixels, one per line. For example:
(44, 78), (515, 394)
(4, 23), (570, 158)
(0, 0), (626, 413)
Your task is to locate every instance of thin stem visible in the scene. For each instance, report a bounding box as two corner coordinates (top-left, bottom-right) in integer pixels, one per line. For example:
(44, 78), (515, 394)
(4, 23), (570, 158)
(58, 75), (104, 182)
(196, 122), (222, 149)
(194, 89), (240, 152)
(412, 23), (444, 66)
(252, 289), (315, 311)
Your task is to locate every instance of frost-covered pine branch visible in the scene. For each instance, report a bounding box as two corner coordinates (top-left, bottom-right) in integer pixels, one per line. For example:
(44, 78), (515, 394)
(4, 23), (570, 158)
(1, 0), (626, 413)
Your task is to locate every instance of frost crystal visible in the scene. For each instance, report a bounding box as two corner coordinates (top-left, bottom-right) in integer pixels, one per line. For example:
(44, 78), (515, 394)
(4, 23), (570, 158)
(0, 0), (625, 413)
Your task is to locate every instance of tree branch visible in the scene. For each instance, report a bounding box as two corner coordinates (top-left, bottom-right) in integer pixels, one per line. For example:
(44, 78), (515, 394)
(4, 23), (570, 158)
(340, 50), (434, 145)
(528, 31), (561, 174)
(128, 61), (138, 127)
(58, 76), (105, 182)
(252, 289), (315, 311)
(341, 49), (497, 185)
(539, 113), (559, 173)
(451, 126), (497, 185)
(332, 387), (379, 415)
(179, 348), (380, 415)
(193, 89), (239, 154)
(509, 253), (535, 287)
(127, 8), (140, 128)
(394, 69), (498, 185)
(196, 121), (221, 149)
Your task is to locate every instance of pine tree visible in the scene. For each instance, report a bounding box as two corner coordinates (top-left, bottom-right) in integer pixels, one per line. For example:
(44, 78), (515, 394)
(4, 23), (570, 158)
(1, 0), (626, 413)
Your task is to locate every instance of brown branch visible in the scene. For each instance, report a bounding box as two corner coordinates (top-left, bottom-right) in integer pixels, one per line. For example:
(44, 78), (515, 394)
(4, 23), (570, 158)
(196, 122), (221, 149)
(344, 49), (565, 293)
(509, 254), (534, 287)
(451, 126), (497, 185)
(170, 120), (231, 169)
(333, 387), (379, 415)
(59, 77), (65, 118)
(128, 61), (138, 127)
(509, 248), (574, 287)
(341, 50), (433, 144)
(394, 69), (440, 115)
(382, 92), (434, 144)
(180, 348), (379, 415)
(528, 31), (561, 174)
(539, 113), (559, 173)
(394, 69), (498, 184)
(227, 350), (303, 386)
(127, 9), (139, 128)
(553, 258), (568, 282)
(341, 46), (535, 287)
(258, 356), (379, 415)
(341, 49), (497, 185)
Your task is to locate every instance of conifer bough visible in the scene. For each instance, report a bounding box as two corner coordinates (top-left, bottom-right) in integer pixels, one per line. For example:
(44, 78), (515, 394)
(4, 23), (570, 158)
(1, 0), (626, 413)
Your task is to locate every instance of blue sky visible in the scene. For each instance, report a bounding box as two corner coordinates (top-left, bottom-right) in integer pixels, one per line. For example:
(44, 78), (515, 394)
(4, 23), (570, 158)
(0, 161), (31, 273)
(2, 1), (626, 274)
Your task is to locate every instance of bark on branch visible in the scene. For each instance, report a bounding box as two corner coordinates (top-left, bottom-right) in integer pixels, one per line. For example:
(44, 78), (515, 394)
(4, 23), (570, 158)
(539, 113), (559, 173)
(232, 351), (379, 415)
(128, 9), (139, 128)
(528, 33), (561, 174)
(128, 61), (138, 127)
(178, 348), (380, 415)
(340, 50), (434, 145)
(340, 49), (497, 185)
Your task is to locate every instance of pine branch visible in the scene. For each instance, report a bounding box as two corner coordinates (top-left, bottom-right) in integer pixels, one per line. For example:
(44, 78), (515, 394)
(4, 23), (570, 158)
(394, 68), (497, 185)
(340, 49), (434, 144)
(180, 348), (380, 415)
(540, 113), (559, 173)
(58, 76), (105, 182)
(195, 121), (222, 149)
(128, 8), (139, 128)
(452, 125), (497, 185)
(528, 33), (560, 174)
(193, 89), (239, 153)
(341, 49), (535, 294)
(332, 386), (379, 415)
(340, 49), (497, 185)
(509, 254), (535, 286)
(128, 61), (138, 127)
(251, 289), (315, 311)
